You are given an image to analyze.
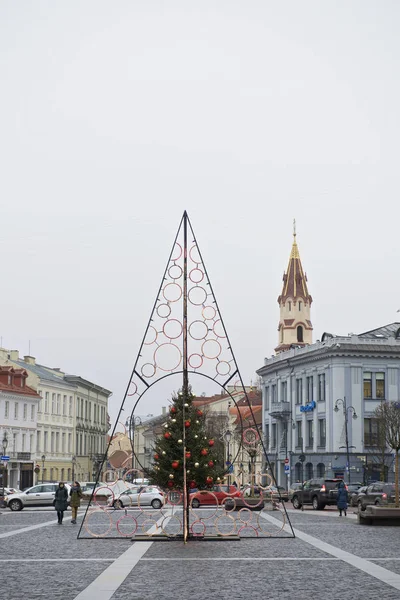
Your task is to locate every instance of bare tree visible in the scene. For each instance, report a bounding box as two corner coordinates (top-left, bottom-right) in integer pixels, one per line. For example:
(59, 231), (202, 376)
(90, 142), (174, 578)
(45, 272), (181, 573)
(374, 401), (400, 507)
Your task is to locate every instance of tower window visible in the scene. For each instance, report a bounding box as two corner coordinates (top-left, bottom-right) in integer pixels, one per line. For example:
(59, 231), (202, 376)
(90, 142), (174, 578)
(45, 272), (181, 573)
(297, 325), (304, 343)
(288, 301), (292, 311)
(298, 301), (302, 310)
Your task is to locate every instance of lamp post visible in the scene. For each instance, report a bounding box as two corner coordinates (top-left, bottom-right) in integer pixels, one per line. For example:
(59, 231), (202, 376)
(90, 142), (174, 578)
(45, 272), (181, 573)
(71, 456), (76, 483)
(224, 429), (232, 487)
(1, 433), (8, 508)
(41, 455), (46, 484)
(285, 418), (296, 489)
(128, 415), (142, 482)
(334, 398), (357, 484)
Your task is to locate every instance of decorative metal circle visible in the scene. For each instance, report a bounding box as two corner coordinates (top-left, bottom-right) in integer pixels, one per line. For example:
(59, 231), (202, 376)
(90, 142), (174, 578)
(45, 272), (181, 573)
(188, 353), (203, 369)
(202, 305), (216, 320)
(142, 518), (159, 536)
(93, 486), (115, 508)
(188, 286), (207, 306)
(84, 509), (113, 538)
(154, 343), (182, 372)
(189, 320), (208, 341)
(215, 514), (237, 536)
(102, 470), (117, 483)
(234, 380), (243, 393)
(216, 361), (231, 376)
(163, 282), (183, 303)
(201, 339), (222, 360)
(221, 496), (237, 512)
(238, 507), (253, 523)
(144, 326), (157, 345)
(189, 491), (219, 519)
(171, 243), (182, 261)
(255, 472), (273, 489)
(122, 469), (141, 483)
(163, 318), (183, 340)
(166, 490), (183, 506)
(238, 524), (258, 537)
(213, 319), (226, 339)
(168, 264), (183, 280)
(189, 268), (204, 284)
(116, 515), (138, 537)
(161, 515), (182, 537)
(117, 421), (127, 435)
(256, 508), (286, 536)
(157, 303), (171, 318)
(141, 363), (156, 378)
(127, 381), (138, 397)
(189, 244), (201, 264)
(242, 428), (260, 446)
(190, 520), (206, 536)
(241, 489), (264, 509)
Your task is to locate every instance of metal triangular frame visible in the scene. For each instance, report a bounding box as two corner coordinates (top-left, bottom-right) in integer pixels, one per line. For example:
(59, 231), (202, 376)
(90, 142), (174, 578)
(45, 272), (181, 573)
(78, 212), (295, 541)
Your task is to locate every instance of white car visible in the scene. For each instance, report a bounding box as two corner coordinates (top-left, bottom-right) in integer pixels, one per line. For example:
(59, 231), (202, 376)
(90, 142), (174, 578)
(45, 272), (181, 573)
(108, 485), (165, 509)
(5, 483), (71, 511)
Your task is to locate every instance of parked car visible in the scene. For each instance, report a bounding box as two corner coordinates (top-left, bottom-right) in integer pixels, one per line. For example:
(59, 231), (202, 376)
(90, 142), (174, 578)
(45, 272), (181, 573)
(291, 478), (345, 510)
(108, 486), (164, 509)
(190, 485), (241, 508)
(4, 483), (71, 511)
(346, 483), (364, 507)
(357, 483), (399, 511)
(289, 482), (303, 501)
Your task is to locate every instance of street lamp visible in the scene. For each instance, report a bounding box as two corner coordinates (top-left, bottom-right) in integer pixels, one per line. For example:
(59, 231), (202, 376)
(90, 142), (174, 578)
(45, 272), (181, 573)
(224, 429), (232, 487)
(127, 415), (142, 482)
(334, 398), (357, 484)
(1, 433), (8, 508)
(72, 456), (76, 483)
(41, 455), (46, 484)
(285, 418), (297, 489)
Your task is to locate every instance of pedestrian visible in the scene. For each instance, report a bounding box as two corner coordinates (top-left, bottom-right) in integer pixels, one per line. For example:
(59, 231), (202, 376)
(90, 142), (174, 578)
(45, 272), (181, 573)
(54, 481), (68, 524)
(337, 481), (348, 517)
(69, 481), (82, 524)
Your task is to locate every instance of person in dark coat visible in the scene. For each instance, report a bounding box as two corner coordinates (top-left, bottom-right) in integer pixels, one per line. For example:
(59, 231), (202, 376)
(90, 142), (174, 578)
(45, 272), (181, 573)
(54, 482), (68, 524)
(337, 481), (348, 517)
(69, 481), (82, 524)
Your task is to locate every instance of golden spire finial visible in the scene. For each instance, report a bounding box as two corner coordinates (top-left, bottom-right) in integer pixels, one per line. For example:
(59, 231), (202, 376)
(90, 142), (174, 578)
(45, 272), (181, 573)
(293, 218), (296, 240)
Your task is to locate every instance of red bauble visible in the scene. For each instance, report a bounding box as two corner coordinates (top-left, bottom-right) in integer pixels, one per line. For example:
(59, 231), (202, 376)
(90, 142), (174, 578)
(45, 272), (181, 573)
(184, 420), (191, 428)
(154, 454), (159, 461)
(196, 409), (203, 417)
(170, 406), (177, 414)
(208, 439), (215, 447)
(189, 481), (197, 489)
(167, 480), (174, 488)
(206, 476), (213, 486)
(185, 451), (191, 459)
(200, 448), (208, 456)
(208, 460), (214, 468)
(164, 432), (171, 440)
(171, 461), (179, 469)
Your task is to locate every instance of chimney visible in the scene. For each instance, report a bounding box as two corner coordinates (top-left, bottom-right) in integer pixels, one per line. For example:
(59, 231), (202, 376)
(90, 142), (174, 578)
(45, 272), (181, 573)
(162, 406), (166, 415)
(24, 355), (36, 365)
(10, 350), (19, 361)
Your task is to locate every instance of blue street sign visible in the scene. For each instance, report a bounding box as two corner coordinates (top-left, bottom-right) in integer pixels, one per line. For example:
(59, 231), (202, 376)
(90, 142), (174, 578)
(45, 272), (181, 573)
(1, 456), (10, 461)
(284, 465), (290, 474)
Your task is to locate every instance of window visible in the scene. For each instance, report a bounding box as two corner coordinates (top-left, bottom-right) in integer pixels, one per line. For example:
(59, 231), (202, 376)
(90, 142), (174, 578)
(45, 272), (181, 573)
(364, 418), (378, 446)
(85, 400), (88, 420)
(271, 385), (277, 403)
(37, 432), (41, 452)
(22, 434), (26, 452)
(81, 398), (84, 418)
(89, 402), (92, 421)
(264, 387), (270, 410)
(264, 424), (270, 449)
(376, 373), (385, 399)
(306, 376), (314, 402)
(52, 393), (56, 414)
(44, 431), (48, 452)
(5, 401), (9, 418)
(76, 398), (80, 418)
(56, 394), (61, 415)
(14, 403), (19, 419)
(56, 432), (60, 453)
(31, 405), (35, 420)
(68, 433), (71, 453)
(305, 462), (313, 479)
(271, 423), (277, 448)
(298, 301), (302, 311)
(307, 420), (313, 448)
(62, 433), (65, 453)
(297, 325), (304, 343)
(23, 404), (27, 420)
(51, 432), (55, 453)
(296, 421), (302, 448)
(281, 381), (287, 402)
(296, 379), (303, 405)
(63, 395), (67, 415)
(318, 419), (326, 447)
(69, 396), (73, 416)
(288, 301), (292, 311)
(13, 433), (17, 452)
(318, 374), (326, 402)
(317, 463), (325, 478)
(363, 372), (372, 398)
(30, 434), (34, 452)
(45, 392), (49, 413)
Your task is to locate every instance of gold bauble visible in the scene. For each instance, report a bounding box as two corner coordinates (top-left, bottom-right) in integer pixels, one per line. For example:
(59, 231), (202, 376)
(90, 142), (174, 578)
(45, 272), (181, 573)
(162, 451), (166, 455)
(194, 462), (199, 468)
(178, 439), (183, 444)
(194, 435), (198, 439)
(169, 474), (174, 479)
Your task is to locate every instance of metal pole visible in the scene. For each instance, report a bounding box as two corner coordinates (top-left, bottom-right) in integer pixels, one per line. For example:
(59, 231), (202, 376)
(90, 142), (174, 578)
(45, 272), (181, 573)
(182, 211), (189, 542)
(42, 455), (45, 484)
(344, 404), (351, 484)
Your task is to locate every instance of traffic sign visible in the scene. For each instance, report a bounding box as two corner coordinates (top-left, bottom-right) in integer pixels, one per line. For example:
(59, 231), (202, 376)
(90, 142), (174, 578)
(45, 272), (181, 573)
(1, 456), (9, 461)
(284, 458), (289, 465)
(284, 465), (290, 474)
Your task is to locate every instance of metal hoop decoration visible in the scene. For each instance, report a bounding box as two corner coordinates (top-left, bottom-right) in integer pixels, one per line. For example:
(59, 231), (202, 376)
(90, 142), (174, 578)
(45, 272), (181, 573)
(116, 515), (138, 537)
(153, 343), (182, 372)
(189, 268), (204, 284)
(156, 303), (171, 318)
(233, 380), (243, 393)
(141, 363), (156, 378)
(238, 524), (259, 537)
(188, 320), (208, 341)
(189, 244), (201, 264)
(189, 491), (220, 519)
(83, 509), (113, 538)
(161, 515), (183, 537)
(240, 487), (265, 510)
(166, 490), (183, 506)
(163, 318), (183, 340)
(255, 472), (273, 490)
(144, 326), (158, 345)
(190, 520), (206, 536)
(142, 518), (159, 536)
(257, 509), (286, 536)
(242, 428), (260, 446)
(216, 361), (231, 376)
(168, 264), (183, 280)
(202, 305), (216, 320)
(102, 470), (117, 483)
(188, 353), (203, 369)
(215, 514), (237, 536)
(201, 339), (222, 360)
(122, 469), (142, 483)
(117, 421), (127, 436)
(162, 282), (183, 303)
(187, 285), (208, 306)
(93, 486), (115, 508)
(213, 319), (226, 339)
(137, 489), (166, 517)
(171, 243), (182, 261)
(238, 507), (253, 524)
(221, 496), (237, 513)
(127, 381), (138, 397)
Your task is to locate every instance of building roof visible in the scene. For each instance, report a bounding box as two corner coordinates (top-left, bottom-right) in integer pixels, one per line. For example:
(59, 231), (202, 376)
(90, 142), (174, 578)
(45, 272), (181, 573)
(359, 322), (400, 339)
(278, 228), (312, 304)
(14, 359), (74, 387)
(64, 374), (112, 396)
(0, 366), (40, 398)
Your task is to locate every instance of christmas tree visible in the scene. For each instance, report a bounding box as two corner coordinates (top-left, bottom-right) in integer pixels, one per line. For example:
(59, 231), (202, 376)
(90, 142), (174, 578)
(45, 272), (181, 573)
(149, 387), (225, 491)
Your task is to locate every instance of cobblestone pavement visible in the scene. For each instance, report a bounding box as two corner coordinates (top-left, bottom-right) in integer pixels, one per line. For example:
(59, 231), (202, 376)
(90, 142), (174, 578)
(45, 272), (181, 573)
(1, 506), (400, 600)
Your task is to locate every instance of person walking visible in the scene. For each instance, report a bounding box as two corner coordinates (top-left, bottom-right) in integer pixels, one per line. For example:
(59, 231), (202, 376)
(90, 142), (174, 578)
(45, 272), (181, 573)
(337, 481), (348, 517)
(54, 482), (68, 524)
(69, 481), (82, 524)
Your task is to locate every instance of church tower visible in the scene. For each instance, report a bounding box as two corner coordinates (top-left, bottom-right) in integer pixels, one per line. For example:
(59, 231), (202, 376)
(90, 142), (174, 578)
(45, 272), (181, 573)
(275, 221), (313, 353)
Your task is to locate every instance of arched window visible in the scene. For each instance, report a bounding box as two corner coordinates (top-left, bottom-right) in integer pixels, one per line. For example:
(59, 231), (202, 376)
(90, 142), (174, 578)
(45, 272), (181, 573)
(60, 468), (65, 482)
(297, 326), (304, 343)
(317, 463), (325, 478)
(295, 462), (302, 482)
(305, 462), (313, 480)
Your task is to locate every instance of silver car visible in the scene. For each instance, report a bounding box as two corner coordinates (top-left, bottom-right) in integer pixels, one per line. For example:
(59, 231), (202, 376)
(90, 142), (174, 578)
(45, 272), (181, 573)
(108, 485), (165, 509)
(5, 483), (71, 511)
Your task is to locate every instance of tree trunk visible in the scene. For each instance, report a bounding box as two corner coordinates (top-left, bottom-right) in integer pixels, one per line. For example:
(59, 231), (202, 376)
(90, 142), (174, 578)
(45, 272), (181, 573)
(396, 450), (399, 508)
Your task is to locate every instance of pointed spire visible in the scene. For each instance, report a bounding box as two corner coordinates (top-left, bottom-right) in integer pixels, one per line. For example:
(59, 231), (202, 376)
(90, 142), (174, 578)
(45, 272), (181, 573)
(279, 221), (311, 302)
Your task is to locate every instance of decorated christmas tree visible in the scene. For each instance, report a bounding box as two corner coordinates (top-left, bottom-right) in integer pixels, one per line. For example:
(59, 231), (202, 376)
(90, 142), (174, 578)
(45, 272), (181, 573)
(149, 387), (225, 491)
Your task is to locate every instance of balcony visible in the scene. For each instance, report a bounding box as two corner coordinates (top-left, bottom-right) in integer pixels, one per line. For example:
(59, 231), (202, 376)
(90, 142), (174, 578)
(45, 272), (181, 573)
(269, 402), (291, 420)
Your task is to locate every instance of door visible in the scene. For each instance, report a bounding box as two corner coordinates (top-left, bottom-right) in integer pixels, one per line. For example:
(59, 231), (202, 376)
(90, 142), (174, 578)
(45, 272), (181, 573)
(301, 481), (312, 503)
(24, 485), (44, 505)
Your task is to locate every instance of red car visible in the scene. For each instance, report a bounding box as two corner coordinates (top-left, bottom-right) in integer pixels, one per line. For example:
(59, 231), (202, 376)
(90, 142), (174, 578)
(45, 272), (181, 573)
(190, 485), (241, 508)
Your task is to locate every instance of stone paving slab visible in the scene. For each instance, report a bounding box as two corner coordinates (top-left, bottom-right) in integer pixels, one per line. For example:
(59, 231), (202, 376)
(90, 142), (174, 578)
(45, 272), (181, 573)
(0, 512), (60, 533)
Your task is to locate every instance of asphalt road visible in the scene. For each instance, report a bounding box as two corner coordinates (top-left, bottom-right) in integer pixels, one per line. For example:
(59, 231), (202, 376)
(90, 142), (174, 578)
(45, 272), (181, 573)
(1, 504), (400, 599)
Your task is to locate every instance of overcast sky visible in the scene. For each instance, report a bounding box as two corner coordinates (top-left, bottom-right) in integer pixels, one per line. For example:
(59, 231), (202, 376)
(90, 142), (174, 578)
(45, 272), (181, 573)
(1, 2), (399, 424)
